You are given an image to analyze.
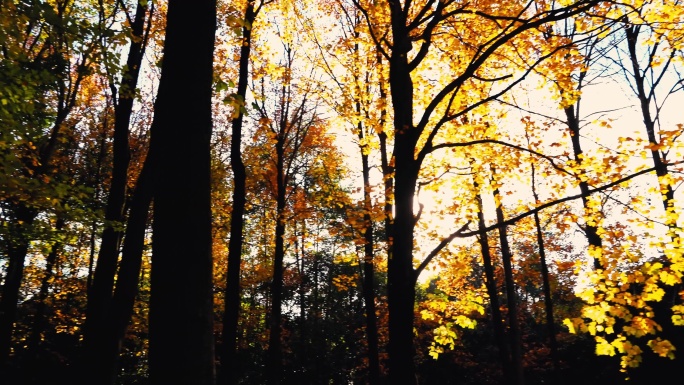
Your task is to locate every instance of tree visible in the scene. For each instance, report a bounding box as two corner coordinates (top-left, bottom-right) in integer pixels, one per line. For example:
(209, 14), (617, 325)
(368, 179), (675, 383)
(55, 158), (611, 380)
(252, 48), (328, 384)
(0, 0), (102, 368)
(348, 1), (607, 383)
(219, 2), (267, 384)
(81, 1), (155, 383)
(3, 1), (684, 384)
(490, 172), (525, 385)
(474, 182), (512, 383)
(528, 159), (560, 375)
(559, 6), (684, 378)
(147, 0), (216, 383)
(618, 16), (684, 380)
(299, 1), (390, 380)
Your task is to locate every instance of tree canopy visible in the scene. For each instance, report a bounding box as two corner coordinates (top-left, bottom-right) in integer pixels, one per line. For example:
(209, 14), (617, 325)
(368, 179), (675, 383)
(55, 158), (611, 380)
(1, 0), (683, 384)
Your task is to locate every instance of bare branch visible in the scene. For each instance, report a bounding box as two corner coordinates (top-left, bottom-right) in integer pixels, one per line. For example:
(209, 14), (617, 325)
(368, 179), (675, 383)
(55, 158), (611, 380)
(415, 221), (471, 279)
(457, 164), (675, 238)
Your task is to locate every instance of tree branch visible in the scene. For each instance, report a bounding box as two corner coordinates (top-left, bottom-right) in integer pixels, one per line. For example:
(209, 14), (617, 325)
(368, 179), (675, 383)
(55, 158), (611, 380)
(457, 164), (670, 238)
(415, 221), (472, 279)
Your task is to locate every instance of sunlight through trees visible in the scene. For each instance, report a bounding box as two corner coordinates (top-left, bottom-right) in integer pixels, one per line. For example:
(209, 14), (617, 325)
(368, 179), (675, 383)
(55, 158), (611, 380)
(0, 1), (683, 384)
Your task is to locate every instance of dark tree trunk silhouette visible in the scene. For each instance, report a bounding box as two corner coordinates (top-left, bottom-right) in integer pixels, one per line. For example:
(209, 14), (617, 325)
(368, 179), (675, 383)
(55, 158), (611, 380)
(109, 151), (154, 343)
(623, 23), (684, 383)
(220, 2), (258, 384)
(81, 2), (152, 383)
(0, 206), (36, 367)
(492, 181), (525, 385)
(81, 151), (154, 385)
(354, 38), (380, 385)
(148, 0), (217, 383)
(359, 123), (381, 385)
(474, 182), (512, 384)
(267, 131), (286, 385)
(530, 162), (559, 373)
(386, 3), (420, 383)
(564, 104), (603, 269)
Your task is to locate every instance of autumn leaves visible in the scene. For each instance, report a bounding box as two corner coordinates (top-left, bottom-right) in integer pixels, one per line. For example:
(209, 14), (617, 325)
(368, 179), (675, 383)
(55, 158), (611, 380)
(1, 1), (683, 385)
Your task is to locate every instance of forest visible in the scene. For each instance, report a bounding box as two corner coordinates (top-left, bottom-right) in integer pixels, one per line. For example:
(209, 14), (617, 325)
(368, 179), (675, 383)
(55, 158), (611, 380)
(1, 0), (683, 384)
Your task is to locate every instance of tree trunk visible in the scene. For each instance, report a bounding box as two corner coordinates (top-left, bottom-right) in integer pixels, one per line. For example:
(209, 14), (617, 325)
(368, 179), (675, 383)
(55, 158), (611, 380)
(387, 86), (420, 385)
(624, 23), (684, 382)
(111, 152), (154, 344)
(220, 3), (256, 384)
(625, 25), (676, 213)
(564, 105), (603, 269)
(360, 132), (381, 385)
(474, 184), (512, 384)
(386, 2), (421, 383)
(0, 206), (37, 367)
(355, 38), (380, 383)
(81, 2), (150, 383)
(82, 150), (154, 385)
(530, 164), (559, 373)
(492, 183), (525, 385)
(267, 137), (286, 385)
(148, 0), (217, 383)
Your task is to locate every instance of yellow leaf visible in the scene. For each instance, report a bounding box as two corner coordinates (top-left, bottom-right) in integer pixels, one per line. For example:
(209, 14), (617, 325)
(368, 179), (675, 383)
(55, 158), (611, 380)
(595, 336), (616, 356)
(648, 338), (676, 359)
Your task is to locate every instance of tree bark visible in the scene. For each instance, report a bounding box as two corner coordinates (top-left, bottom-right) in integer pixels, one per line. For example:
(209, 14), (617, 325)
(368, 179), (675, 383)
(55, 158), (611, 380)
(148, 0), (217, 383)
